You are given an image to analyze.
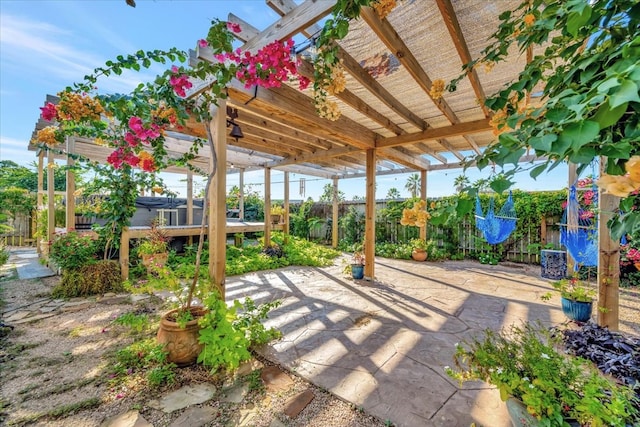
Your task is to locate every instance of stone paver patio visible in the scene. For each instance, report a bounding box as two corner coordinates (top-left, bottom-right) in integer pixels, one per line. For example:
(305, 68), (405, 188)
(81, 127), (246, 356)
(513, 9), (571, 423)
(229, 255), (566, 427)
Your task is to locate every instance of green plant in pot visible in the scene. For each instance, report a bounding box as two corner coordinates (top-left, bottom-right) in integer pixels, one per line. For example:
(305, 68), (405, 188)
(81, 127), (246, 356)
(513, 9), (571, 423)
(445, 322), (639, 427)
(541, 272), (597, 322)
(400, 200), (431, 261)
(409, 238), (429, 262)
(137, 219), (170, 272)
(270, 204), (285, 224)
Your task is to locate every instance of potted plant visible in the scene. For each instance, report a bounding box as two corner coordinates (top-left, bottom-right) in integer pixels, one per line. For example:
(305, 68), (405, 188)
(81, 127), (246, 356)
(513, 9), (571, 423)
(409, 238), (428, 262)
(351, 251), (365, 280)
(270, 205), (285, 224)
(541, 272), (597, 322)
(446, 322), (639, 427)
(137, 219), (170, 272)
(400, 199), (431, 261)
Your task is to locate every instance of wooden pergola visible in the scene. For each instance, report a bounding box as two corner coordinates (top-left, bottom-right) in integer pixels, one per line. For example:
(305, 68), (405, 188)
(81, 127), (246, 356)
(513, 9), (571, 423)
(29, 0), (620, 329)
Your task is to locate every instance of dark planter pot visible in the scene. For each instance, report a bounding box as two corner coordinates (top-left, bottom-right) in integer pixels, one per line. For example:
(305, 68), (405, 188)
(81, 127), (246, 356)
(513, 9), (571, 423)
(157, 306), (207, 366)
(351, 264), (364, 280)
(561, 297), (593, 322)
(411, 248), (427, 261)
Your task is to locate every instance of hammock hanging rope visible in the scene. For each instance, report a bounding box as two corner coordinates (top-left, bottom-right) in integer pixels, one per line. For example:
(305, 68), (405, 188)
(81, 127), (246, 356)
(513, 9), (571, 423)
(475, 191), (517, 245)
(560, 185), (598, 270)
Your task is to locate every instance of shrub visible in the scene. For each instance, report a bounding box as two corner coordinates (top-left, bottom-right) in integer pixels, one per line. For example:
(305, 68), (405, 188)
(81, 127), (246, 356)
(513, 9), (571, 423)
(0, 241), (9, 267)
(52, 260), (122, 298)
(49, 231), (99, 270)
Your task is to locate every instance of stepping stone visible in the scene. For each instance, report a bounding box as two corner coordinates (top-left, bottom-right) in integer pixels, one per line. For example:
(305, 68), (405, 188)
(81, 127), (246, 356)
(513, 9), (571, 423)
(98, 294), (130, 305)
(235, 358), (264, 378)
(220, 383), (249, 403)
(3, 311), (31, 322)
(236, 407), (257, 427)
(148, 383), (216, 413)
(100, 410), (152, 427)
(283, 389), (315, 419)
(131, 294), (150, 303)
(168, 406), (216, 427)
(61, 301), (93, 312)
(260, 366), (294, 392)
(269, 419), (287, 427)
(12, 313), (56, 325)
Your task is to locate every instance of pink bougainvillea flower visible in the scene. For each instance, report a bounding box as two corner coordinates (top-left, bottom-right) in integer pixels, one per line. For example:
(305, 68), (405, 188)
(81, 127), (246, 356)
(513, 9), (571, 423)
(198, 39), (208, 48)
(227, 21), (242, 33)
(40, 102), (58, 121)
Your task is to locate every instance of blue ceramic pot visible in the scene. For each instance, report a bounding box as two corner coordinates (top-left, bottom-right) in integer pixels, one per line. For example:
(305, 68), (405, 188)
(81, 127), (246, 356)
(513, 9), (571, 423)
(351, 264), (364, 280)
(561, 297), (593, 322)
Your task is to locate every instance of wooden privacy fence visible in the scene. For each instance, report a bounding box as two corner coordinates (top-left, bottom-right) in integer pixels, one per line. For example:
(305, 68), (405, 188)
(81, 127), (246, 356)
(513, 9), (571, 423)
(308, 216), (562, 264)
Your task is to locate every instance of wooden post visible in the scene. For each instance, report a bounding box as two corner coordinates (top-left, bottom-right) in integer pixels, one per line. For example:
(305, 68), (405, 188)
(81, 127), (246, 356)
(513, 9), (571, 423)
(264, 167), (271, 247)
(284, 171), (290, 244)
(186, 170), (193, 245)
(120, 227), (130, 280)
(65, 137), (76, 231)
(420, 170), (427, 241)
(239, 168), (245, 221)
(209, 101), (227, 298)
(47, 148), (55, 255)
(36, 150), (44, 254)
(332, 177), (339, 248)
(364, 149), (376, 280)
(566, 163), (577, 273)
(597, 159), (620, 330)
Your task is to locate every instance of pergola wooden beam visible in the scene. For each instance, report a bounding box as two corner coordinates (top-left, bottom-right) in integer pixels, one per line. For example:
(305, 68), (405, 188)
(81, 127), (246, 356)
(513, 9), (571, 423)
(266, 0), (424, 133)
(377, 119), (491, 148)
(380, 147), (430, 171)
(240, 0), (336, 53)
(435, 0), (489, 117)
(265, 146), (361, 168)
(361, 6), (460, 125)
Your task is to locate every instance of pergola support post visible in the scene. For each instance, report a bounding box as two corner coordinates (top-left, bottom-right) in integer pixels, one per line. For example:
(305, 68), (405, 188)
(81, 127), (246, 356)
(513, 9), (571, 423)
(239, 168), (245, 221)
(36, 150), (44, 254)
(420, 170), (427, 241)
(65, 137), (76, 231)
(284, 171), (290, 244)
(264, 167), (271, 247)
(364, 149), (376, 280)
(47, 147), (55, 257)
(597, 158), (619, 330)
(332, 177), (339, 248)
(186, 170), (194, 245)
(209, 101), (227, 299)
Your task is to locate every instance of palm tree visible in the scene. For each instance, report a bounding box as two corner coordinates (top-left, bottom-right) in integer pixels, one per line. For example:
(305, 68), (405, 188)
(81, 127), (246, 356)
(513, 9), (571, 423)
(454, 175), (470, 193)
(405, 173), (420, 198)
(386, 187), (401, 200)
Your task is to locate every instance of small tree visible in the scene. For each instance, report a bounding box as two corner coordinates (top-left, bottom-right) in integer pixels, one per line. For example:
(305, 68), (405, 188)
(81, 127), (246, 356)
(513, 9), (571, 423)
(404, 173), (421, 198)
(319, 183), (345, 203)
(386, 187), (401, 200)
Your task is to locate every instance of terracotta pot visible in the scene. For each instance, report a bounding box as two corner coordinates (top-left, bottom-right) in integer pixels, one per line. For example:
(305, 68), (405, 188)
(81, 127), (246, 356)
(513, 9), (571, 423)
(411, 248), (427, 261)
(157, 306), (207, 366)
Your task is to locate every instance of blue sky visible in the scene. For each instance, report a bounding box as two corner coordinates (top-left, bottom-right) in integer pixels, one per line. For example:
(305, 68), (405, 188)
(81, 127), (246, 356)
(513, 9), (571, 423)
(0, 0), (569, 200)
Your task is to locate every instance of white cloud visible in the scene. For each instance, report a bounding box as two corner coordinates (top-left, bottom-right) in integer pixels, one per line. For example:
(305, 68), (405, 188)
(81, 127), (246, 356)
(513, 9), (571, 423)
(0, 135), (34, 166)
(0, 13), (161, 94)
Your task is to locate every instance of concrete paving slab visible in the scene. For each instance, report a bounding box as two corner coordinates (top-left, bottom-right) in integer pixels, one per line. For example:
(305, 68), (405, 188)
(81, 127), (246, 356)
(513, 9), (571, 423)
(244, 257), (567, 427)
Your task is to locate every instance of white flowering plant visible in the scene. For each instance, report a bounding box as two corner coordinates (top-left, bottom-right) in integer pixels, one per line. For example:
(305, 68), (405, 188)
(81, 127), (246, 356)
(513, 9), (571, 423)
(445, 322), (638, 427)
